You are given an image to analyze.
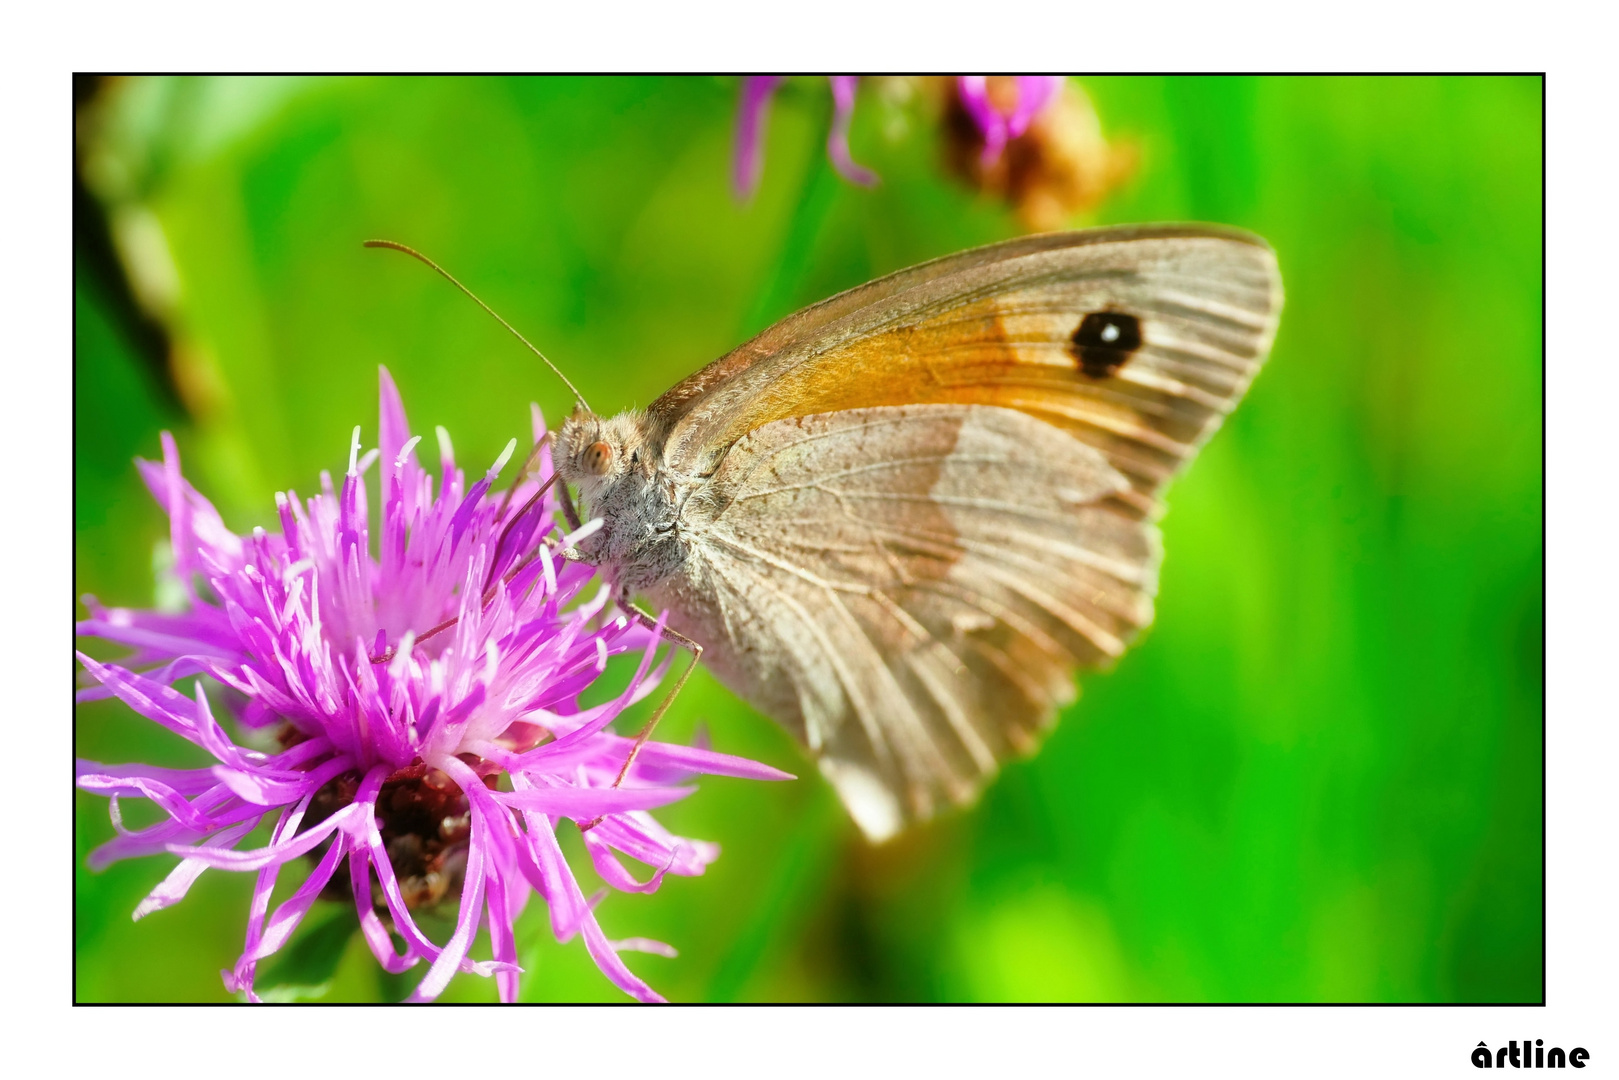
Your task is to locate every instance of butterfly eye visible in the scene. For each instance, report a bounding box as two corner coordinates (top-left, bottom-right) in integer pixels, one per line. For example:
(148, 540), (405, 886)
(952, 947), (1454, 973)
(582, 441), (614, 476)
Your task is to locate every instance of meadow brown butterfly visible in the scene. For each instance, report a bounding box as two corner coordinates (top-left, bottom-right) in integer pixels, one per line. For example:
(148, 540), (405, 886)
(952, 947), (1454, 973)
(380, 224), (1282, 841)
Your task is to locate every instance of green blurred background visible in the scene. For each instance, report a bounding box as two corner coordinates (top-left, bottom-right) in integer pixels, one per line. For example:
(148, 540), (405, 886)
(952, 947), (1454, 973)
(73, 75), (1543, 1003)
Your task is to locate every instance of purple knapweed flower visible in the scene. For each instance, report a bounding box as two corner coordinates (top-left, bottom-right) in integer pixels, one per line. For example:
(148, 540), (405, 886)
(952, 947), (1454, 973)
(75, 368), (790, 1002)
(732, 75), (878, 199)
(955, 75), (1064, 165)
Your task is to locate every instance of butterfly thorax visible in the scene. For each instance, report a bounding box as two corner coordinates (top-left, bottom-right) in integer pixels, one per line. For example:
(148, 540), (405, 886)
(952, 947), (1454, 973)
(555, 407), (692, 591)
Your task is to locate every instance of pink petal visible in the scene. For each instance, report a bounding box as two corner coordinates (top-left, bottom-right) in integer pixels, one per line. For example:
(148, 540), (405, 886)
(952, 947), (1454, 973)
(496, 784), (695, 818)
(732, 75), (784, 200)
(826, 75), (878, 187)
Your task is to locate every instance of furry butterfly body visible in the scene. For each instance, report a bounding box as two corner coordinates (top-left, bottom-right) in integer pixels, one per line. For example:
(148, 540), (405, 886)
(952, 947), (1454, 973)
(554, 224), (1283, 841)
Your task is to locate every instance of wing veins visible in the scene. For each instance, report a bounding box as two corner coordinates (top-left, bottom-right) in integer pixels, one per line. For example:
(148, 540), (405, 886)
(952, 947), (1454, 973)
(735, 453), (1012, 505)
(701, 551), (894, 767)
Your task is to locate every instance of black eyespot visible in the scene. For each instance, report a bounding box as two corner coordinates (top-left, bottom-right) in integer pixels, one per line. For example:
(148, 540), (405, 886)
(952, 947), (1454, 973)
(1071, 311), (1142, 379)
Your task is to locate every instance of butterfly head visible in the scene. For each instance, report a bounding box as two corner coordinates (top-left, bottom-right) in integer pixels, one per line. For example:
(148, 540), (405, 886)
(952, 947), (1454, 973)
(556, 405), (655, 506)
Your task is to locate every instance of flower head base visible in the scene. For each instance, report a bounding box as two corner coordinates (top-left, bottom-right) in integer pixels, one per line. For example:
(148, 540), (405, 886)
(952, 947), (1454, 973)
(76, 368), (789, 1002)
(944, 76), (1137, 232)
(955, 76), (1063, 166)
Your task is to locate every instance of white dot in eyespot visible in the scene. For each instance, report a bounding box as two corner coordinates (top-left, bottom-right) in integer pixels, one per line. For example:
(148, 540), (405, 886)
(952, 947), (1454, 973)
(1100, 322), (1121, 343)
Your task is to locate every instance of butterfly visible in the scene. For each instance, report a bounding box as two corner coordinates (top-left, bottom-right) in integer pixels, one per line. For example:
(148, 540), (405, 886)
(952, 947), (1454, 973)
(380, 224), (1283, 842)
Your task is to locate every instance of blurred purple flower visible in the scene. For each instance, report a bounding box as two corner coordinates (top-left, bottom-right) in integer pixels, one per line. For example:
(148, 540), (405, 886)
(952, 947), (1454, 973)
(956, 76), (1064, 165)
(732, 75), (878, 199)
(732, 76), (1069, 201)
(76, 368), (789, 1003)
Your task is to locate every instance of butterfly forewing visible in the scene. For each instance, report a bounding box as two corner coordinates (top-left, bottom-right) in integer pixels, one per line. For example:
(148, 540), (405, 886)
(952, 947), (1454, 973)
(653, 225), (1281, 514)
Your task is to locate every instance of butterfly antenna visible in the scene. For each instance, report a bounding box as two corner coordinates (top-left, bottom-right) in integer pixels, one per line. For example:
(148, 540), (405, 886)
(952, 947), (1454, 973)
(363, 239), (590, 411)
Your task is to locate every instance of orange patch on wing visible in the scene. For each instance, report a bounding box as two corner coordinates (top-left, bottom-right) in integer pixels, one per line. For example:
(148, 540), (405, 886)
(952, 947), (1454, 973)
(687, 296), (1187, 499)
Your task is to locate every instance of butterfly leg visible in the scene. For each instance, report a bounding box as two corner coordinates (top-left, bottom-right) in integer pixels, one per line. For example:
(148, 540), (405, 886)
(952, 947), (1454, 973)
(555, 470), (584, 532)
(579, 598), (704, 831)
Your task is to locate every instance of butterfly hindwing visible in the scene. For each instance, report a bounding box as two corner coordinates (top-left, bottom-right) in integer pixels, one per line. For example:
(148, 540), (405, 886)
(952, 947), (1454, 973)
(650, 404), (1158, 839)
